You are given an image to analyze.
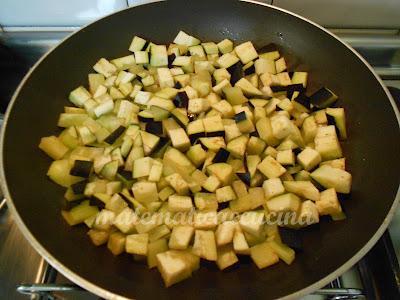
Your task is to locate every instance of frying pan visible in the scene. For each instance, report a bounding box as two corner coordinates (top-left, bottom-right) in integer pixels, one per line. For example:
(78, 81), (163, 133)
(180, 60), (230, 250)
(1, 0), (400, 299)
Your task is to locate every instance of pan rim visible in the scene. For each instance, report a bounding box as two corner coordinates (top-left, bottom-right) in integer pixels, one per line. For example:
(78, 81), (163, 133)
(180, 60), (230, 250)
(1, 1), (399, 299)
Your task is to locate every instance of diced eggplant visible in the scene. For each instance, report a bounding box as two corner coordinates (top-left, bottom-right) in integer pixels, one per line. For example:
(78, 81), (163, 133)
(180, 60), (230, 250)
(203, 116), (225, 137)
(234, 111), (247, 123)
(71, 179), (88, 195)
(140, 131), (161, 155)
(70, 160), (93, 178)
(168, 53), (176, 68)
(174, 81), (182, 89)
(235, 41), (258, 64)
(199, 137), (226, 152)
(104, 126), (125, 144)
(310, 87), (338, 109)
(271, 83), (304, 96)
(152, 137), (170, 158)
(227, 135), (248, 158)
(326, 108), (347, 140)
(258, 43), (278, 55)
(293, 93), (311, 111)
(100, 160), (119, 180)
(187, 119), (206, 143)
(149, 106), (169, 122)
(173, 91), (189, 108)
(118, 169), (134, 181)
(212, 148), (230, 163)
(61, 198), (84, 210)
(90, 194), (107, 209)
(311, 165), (352, 194)
(171, 108), (189, 128)
(236, 172), (251, 186)
(243, 62), (255, 75)
(227, 61), (244, 85)
(145, 121), (163, 136)
(186, 144), (207, 167)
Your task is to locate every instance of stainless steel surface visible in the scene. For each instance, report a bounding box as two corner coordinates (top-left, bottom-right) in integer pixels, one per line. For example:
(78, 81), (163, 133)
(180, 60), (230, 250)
(0, 0), (127, 27)
(273, 0), (400, 29)
(1, 29), (399, 76)
(0, 210), (45, 300)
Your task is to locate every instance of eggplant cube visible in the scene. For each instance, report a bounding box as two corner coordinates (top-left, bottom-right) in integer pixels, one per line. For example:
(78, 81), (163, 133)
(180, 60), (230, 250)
(284, 180), (320, 201)
(70, 160), (93, 178)
(239, 211), (265, 237)
(298, 200), (319, 225)
(88, 229), (109, 246)
(266, 193), (301, 213)
(270, 115), (293, 139)
(254, 58), (276, 75)
(132, 181), (158, 204)
(107, 232), (126, 255)
(133, 157), (153, 178)
(217, 39), (234, 54)
(216, 245), (239, 270)
(257, 156), (286, 179)
(216, 186), (236, 203)
(169, 128), (190, 151)
(192, 230), (217, 261)
(311, 165), (352, 194)
(113, 207), (138, 234)
(105, 194), (128, 214)
(93, 209), (115, 231)
(165, 173), (190, 195)
(227, 135), (249, 158)
(316, 188), (342, 215)
(250, 242), (279, 269)
(148, 161), (163, 182)
(147, 238), (169, 268)
(233, 227), (250, 255)
(207, 163), (233, 186)
(186, 145), (207, 167)
(202, 175), (221, 192)
(193, 211), (218, 230)
(314, 126), (342, 160)
(169, 226), (195, 250)
(157, 68), (174, 88)
(156, 250), (193, 287)
(168, 195), (193, 212)
(297, 148), (321, 171)
(235, 41), (258, 64)
(202, 115), (225, 137)
(125, 233), (149, 255)
(275, 57), (287, 73)
(277, 149), (295, 166)
(194, 193), (218, 211)
(217, 53), (239, 69)
(263, 178), (285, 199)
(215, 221), (236, 246)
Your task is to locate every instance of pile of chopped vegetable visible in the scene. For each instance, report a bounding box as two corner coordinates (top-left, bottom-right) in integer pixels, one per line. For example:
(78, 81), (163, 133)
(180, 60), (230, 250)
(39, 30), (352, 287)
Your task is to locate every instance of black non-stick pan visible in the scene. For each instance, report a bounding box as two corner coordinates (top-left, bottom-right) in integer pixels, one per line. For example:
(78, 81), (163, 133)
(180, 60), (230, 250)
(1, 1), (400, 299)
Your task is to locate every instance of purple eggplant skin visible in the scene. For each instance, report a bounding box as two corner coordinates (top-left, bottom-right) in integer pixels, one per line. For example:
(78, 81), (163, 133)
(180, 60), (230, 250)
(234, 111), (247, 123)
(104, 126), (126, 144)
(145, 121), (163, 136)
(173, 91), (189, 108)
(227, 61), (244, 85)
(70, 160), (93, 178)
(236, 172), (251, 186)
(212, 148), (230, 163)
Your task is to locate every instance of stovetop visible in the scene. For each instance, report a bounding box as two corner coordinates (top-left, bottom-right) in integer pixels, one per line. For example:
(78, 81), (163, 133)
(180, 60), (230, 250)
(0, 28), (399, 300)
